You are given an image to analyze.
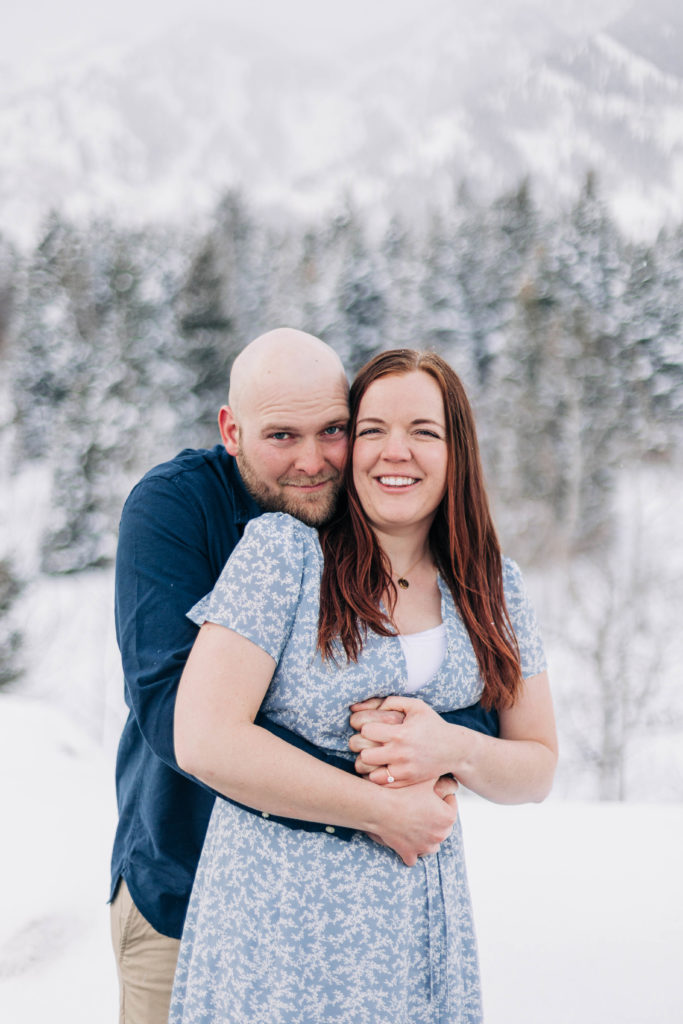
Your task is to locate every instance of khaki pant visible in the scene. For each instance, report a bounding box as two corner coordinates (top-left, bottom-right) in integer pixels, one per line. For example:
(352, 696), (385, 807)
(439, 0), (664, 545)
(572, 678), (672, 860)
(110, 879), (181, 1024)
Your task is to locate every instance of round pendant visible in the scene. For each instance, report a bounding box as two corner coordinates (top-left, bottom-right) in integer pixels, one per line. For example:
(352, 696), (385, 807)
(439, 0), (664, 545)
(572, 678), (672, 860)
(397, 577), (409, 589)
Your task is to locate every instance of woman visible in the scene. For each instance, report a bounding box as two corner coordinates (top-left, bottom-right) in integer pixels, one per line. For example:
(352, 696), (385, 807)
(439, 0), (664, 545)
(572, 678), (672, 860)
(170, 350), (557, 1024)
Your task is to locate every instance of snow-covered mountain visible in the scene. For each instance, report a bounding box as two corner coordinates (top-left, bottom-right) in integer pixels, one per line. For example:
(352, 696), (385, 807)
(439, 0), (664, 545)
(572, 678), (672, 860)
(0, 0), (681, 244)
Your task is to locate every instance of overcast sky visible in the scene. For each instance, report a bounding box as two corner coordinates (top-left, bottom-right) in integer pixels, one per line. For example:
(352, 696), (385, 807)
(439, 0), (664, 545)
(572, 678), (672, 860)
(7, 0), (440, 64)
(4, 0), (629, 69)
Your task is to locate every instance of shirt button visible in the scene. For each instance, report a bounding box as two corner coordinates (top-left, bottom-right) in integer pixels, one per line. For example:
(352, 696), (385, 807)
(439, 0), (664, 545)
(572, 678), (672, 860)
(325, 825), (335, 834)
(262, 812), (270, 819)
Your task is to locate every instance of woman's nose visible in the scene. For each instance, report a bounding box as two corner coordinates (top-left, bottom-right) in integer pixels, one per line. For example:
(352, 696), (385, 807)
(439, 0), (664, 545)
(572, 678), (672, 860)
(381, 430), (411, 460)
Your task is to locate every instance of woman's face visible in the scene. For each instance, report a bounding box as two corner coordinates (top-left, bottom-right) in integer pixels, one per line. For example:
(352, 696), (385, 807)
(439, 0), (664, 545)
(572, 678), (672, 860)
(352, 371), (449, 537)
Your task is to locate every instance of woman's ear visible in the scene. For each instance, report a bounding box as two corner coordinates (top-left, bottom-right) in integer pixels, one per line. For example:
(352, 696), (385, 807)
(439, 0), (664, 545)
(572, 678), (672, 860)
(218, 406), (240, 455)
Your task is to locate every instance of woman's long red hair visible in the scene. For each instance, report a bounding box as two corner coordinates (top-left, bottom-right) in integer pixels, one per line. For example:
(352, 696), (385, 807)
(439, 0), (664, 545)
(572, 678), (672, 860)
(318, 349), (523, 710)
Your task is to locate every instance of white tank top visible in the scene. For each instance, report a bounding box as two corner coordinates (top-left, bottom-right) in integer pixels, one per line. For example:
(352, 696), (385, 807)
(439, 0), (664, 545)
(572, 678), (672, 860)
(398, 622), (447, 692)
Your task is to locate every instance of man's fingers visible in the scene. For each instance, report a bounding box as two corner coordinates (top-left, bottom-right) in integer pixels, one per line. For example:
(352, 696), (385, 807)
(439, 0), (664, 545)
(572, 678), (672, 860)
(349, 709), (405, 730)
(348, 733), (383, 754)
(433, 775), (459, 800)
(349, 698), (384, 712)
(354, 743), (391, 767)
(360, 721), (401, 743)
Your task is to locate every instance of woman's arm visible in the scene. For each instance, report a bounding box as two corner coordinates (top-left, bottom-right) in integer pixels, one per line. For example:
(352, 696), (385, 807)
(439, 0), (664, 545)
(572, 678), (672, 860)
(174, 621), (458, 865)
(349, 670), (558, 804)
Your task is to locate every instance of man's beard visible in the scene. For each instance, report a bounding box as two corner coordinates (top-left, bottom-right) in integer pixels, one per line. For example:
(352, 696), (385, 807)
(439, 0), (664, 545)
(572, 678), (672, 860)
(236, 447), (342, 527)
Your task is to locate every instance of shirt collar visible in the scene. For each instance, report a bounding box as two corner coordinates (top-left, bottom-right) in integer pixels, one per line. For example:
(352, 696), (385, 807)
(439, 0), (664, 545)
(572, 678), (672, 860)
(230, 460), (263, 526)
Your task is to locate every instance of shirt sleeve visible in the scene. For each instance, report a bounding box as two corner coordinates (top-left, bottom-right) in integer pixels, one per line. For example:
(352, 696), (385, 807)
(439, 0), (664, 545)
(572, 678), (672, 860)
(115, 473), (222, 769)
(502, 557), (547, 678)
(189, 513), (307, 663)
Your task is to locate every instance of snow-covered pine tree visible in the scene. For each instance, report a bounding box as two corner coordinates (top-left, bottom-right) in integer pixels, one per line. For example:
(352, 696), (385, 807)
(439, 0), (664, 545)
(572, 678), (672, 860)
(174, 191), (266, 443)
(0, 558), (22, 688)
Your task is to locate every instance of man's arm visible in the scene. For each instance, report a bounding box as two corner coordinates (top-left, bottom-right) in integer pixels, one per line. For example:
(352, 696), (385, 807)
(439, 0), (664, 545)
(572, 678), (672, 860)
(115, 473), (222, 772)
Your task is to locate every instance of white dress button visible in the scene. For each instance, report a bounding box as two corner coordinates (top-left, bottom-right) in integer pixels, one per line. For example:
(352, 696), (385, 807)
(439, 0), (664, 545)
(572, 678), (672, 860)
(325, 825), (335, 834)
(262, 812), (270, 819)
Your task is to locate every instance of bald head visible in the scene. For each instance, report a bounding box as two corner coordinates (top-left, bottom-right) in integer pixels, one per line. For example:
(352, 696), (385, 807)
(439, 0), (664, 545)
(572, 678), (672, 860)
(228, 328), (347, 420)
(219, 328), (349, 526)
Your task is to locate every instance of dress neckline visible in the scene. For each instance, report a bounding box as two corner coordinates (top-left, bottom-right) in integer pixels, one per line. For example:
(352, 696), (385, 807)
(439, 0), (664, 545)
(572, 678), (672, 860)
(398, 622), (446, 640)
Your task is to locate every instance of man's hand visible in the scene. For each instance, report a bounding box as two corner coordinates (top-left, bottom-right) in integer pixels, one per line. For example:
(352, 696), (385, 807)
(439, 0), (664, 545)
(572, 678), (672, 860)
(433, 774), (459, 803)
(371, 778), (459, 866)
(349, 697), (404, 779)
(366, 773), (458, 849)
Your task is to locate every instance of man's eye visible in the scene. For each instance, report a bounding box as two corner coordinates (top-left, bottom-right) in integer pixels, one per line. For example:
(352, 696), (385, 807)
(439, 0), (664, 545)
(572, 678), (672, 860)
(323, 425), (346, 437)
(270, 432), (291, 440)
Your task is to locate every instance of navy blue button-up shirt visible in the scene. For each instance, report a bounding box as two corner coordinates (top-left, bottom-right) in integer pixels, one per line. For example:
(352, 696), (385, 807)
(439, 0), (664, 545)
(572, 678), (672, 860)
(111, 446), (263, 937)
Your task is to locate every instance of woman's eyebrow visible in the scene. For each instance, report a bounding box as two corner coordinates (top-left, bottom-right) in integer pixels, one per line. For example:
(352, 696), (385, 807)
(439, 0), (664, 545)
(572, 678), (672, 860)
(357, 416), (444, 427)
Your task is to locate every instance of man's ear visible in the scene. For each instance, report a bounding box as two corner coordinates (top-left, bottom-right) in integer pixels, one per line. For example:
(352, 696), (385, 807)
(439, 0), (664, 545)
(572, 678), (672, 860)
(218, 406), (239, 455)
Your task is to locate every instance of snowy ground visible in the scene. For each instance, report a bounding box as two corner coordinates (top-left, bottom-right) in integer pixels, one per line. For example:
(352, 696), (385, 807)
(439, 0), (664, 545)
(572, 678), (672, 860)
(1, 692), (681, 1024)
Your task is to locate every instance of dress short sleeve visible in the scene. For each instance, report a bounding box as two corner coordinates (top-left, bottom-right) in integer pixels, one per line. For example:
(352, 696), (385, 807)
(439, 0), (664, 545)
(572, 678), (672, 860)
(188, 513), (307, 663)
(502, 557), (547, 678)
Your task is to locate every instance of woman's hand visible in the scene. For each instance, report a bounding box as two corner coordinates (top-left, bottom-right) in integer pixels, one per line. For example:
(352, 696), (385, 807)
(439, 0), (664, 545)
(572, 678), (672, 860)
(372, 777), (459, 866)
(349, 696), (459, 787)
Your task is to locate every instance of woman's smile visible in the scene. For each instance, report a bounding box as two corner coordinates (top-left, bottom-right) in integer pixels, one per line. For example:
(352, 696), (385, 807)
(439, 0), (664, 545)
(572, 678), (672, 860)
(376, 475), (420, 487)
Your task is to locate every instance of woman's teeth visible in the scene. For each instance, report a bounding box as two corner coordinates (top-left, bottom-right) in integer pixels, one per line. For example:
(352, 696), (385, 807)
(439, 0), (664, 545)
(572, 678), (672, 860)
(378, 476), (417, 487)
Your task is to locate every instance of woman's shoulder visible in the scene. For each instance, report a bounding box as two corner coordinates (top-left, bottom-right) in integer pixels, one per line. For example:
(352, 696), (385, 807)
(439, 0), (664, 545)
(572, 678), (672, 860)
(501, 554), (528, 585)
(241, 512), (321, 557)
(501, 555), (546, 671)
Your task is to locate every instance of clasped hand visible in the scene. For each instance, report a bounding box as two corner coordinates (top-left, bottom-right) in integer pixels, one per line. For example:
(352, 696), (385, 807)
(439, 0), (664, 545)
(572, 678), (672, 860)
(349, 696), (460, 864)
(349, 695), (451, 786)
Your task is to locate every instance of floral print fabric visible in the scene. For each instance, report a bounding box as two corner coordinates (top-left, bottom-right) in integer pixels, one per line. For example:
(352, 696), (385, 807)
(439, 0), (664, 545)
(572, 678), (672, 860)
(169, 513), (546, 1024)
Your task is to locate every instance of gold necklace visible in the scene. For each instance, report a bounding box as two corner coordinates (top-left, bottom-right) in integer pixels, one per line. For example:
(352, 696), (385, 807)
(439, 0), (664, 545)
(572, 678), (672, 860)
(393, 552), (427, 590)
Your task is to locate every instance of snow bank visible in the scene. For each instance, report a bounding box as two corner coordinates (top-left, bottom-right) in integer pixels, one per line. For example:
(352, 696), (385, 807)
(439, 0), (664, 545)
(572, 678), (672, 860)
(0, 693), (681, 1023)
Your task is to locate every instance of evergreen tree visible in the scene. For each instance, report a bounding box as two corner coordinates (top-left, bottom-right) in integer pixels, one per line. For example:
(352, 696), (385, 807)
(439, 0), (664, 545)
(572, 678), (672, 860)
(11, 212), (86, 461)
(0, 234), (17, 358)
(0, 558), (23, 688)
(490, 265), (577, 560)
(379, 215), (423, 351)
(175, 191), (265, 440)
(419, 209), (475, 373)
(622, 231), (683, 456)
(450, 189), (522, 388)
(31, 219), (188, 573)
(556, 177), (630, 549)
(305, 200), (385, 372)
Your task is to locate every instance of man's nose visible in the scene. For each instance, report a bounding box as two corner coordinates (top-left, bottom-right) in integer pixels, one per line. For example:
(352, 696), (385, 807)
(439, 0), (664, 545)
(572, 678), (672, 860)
(293, 437), (326, 476)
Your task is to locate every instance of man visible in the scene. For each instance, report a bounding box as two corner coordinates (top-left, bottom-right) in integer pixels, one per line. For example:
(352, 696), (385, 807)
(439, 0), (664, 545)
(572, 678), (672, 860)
(110, 328), (497, 1023)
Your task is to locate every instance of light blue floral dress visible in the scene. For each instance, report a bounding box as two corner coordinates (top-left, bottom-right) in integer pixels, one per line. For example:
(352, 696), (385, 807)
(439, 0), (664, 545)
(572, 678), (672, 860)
(169, 514), (546, 1024)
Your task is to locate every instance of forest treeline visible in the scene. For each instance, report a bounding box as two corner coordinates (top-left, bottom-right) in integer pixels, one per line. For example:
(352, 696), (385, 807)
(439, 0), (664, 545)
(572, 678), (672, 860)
(0, 175), (682, 790)
(3, 176), (681, 574)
